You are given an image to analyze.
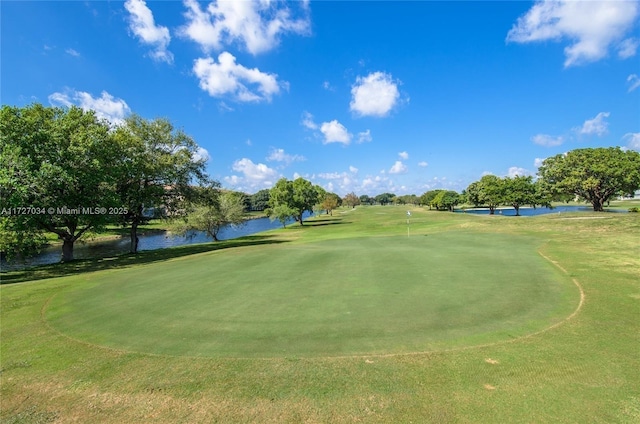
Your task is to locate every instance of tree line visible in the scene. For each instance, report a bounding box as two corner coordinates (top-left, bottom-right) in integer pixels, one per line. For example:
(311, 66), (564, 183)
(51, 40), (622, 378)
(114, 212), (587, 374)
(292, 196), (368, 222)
(1, 104), (223, 261)
(2, 104), (639, 261)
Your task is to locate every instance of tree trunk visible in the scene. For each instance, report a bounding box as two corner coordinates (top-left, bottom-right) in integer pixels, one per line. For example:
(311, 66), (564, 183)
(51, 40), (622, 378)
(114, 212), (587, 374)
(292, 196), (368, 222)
(130, 222), (140, 254)
(514, 205), (520, 216)
(61, 239), (74, 262)
(592, 197), (605, 212)
(298, 213), (304, 225)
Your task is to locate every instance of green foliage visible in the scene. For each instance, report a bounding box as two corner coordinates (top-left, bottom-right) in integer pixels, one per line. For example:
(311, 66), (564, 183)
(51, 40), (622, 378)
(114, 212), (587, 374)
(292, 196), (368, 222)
(629, 207), (639, 213)
(374, 192), (395, 205)
(267, 177), (320, 225)
(1, 104), (118, 261)
(359, 194), (372, 205)
(177, 189), (246, 241)
(538, 147), (640, 212)
(502, 175), (537, 216)
(466, 175), (504, 214)
(249, 189), (271, 211)
(420, 190), (444, 208)
(111, 114), (209, 253)
(431, 190), (461, 212)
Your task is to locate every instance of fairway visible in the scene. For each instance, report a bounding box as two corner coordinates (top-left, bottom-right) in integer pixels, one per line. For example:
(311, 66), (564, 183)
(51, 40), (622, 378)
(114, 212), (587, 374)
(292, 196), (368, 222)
(44, 232), (576, 358)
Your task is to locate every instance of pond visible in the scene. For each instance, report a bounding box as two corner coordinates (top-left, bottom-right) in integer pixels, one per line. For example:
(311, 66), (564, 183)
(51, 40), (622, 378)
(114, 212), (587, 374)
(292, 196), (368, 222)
(455, 205), (626, 216)
(1, 213), (313, 271)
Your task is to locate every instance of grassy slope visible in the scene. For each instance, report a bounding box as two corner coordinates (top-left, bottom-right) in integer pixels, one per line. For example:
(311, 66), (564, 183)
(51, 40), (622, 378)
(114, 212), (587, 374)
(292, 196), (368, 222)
(1, 206), (639, 423)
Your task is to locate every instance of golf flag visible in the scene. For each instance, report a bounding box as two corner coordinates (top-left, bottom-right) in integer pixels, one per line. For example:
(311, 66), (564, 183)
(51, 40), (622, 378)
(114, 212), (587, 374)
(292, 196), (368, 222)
(407, 211), (411, 216)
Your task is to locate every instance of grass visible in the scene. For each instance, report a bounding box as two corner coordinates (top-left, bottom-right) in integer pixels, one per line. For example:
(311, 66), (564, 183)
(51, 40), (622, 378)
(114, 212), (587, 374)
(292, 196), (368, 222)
(1, 206), (639, 423)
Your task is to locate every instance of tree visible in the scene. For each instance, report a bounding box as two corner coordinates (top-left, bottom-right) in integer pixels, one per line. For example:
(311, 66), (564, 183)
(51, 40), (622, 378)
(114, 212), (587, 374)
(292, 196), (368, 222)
(1, 104), (119, 261)
(359, 194), (372, 205)
(466, 175), (504, 214)
(502, 175), (537, 216)
(374, 192), (395, 205)
(343, 192), (360, 208)
(432, 190), (461, 212)
(537, 147), (640, 212)
(250, 189), (270, 211)
(321, 193), (341, 215)
(267, 177), (320, 226)
(111, 115), (208, 253)
(178, 188), (246, 241)
(420, 190), (443, 209)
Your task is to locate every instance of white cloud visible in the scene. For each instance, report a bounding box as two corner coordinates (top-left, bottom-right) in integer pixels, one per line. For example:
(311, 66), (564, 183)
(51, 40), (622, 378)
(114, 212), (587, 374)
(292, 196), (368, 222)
(193, 52), (282, 102)
(225, 158), (279, 191)
(357, 129), (372, 143)
(389, 161), (407, 174)
(349, 166), (358, 174)
(418, 161), (428, 167)
(124, 0), (173, 64)
(618, 38), (639, 59)
(627, 74), (640, 92)
(65, 48), (80, 57)
(320, 120), (352, 145)
(180, 0), (310, 55)
(534, 157), (545, 168)
(318, 172), (343, 180)
(266, 148), (305, 165)
(531, 134), (565, 147)
(48, 89), (131, 125)
(398, 151), (409, 160)
(507, 166), (532, 177)
(350, 71), (400, 117)
(623, 132), (640, 151)
(193, 146), (210, 163)
(506, 0), (639, 67)
(217, 101), (234, 112)
(301, 111), (318, 130)
(577, 112), (610, 136)
(322, 81), (334, 91)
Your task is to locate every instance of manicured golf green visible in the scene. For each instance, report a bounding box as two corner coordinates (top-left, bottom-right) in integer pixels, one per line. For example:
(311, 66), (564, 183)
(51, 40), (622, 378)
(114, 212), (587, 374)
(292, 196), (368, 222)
(44, 232), (575, 357)
(2, 206), (638, 423)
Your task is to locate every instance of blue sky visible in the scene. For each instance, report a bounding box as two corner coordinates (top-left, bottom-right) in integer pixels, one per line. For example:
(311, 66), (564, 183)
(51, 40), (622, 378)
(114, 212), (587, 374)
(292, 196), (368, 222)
(2, 0), (639, 196)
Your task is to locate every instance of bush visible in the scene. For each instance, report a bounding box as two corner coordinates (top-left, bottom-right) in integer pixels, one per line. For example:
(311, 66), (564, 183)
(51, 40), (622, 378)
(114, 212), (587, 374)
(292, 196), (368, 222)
(629, 207), (639, 213)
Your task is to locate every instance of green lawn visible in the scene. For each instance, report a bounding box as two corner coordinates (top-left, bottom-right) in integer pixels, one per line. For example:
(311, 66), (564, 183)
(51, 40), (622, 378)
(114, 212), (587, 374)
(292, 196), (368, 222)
(1, 206), (639, 423)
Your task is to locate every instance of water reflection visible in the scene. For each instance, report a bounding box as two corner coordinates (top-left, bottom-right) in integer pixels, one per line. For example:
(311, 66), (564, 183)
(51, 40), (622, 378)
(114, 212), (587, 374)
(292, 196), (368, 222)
(1, 214), (310, 271)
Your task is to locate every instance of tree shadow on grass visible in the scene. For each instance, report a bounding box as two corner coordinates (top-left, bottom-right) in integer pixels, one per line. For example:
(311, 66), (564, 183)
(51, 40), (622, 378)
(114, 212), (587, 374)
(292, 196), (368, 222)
(299, 217), (351, 227)
(0, 235), (288, 285)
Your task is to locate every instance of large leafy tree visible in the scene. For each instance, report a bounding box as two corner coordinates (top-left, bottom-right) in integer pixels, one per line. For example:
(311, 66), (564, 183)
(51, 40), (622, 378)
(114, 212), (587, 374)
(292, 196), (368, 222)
(267, 177), (320, 225)
(537, 147), (640, 212)
(420, 190), (444, 209)
(1, 104), (119, 261)
(359, 194), (372, 205)
(502, 175), (537, 216)
(432, 190), (461, 212)
(111, 115), (208, 253)
(466, 175), (504, 214)
(374, 192), (395, 206)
